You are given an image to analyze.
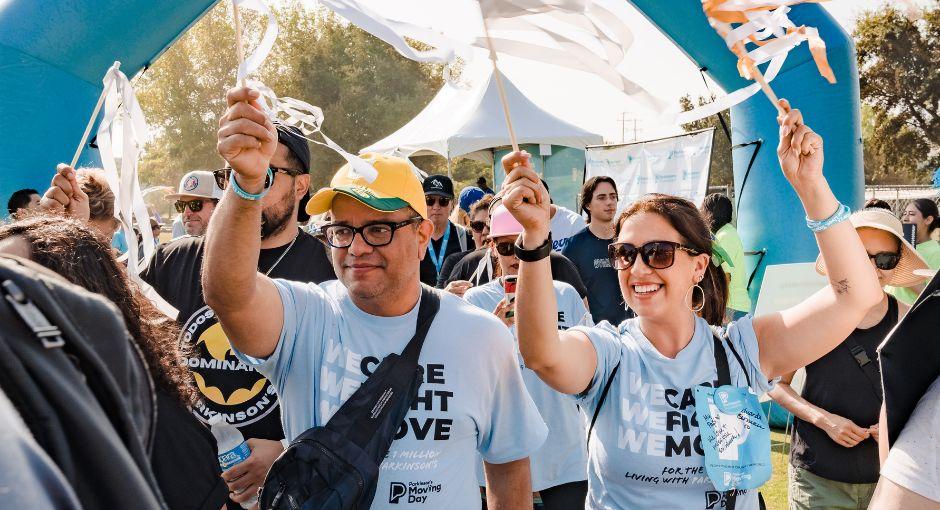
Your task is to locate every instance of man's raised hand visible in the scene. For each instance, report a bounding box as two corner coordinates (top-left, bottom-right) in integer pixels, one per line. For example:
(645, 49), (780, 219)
(217, 87), (277, 190)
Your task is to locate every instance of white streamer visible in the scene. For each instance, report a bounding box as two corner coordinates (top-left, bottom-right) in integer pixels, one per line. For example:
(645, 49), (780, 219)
(250, 80), (380, 182)
(93, 62), (179, 319)
(234, 0), (280, 83)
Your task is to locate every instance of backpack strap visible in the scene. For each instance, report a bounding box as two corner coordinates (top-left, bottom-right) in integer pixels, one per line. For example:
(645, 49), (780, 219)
(844, 296), (894, 400)
(343, 286), (440, 449)
(586, 362), (620, 449)
(711, 332), (754, 510)
(400, 286), (441, 363)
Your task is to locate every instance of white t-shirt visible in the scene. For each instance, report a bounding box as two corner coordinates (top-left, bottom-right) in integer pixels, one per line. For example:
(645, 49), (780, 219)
(550, 206), (587, 252)
(572, 316), (775, 510)
(465, 279), (590, 491)
(235, 280), (548, 509)
(881, 375), (940, 503)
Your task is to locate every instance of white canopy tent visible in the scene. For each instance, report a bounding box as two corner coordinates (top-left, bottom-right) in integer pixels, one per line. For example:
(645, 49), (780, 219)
(361, 61), (603, 166)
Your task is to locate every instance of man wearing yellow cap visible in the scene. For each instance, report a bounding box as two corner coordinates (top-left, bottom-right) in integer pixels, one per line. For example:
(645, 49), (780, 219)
(205, 87), (546, 509)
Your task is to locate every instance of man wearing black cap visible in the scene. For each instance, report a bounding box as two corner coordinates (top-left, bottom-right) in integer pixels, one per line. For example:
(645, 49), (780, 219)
(420, 174), (469, 286)
(139, 123), (336, 506)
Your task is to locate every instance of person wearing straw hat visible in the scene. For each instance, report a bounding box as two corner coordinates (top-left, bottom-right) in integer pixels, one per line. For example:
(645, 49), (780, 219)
(769, 208), (928, 510)
(207, 85), (547, 509)
(465, 203), (590, 509)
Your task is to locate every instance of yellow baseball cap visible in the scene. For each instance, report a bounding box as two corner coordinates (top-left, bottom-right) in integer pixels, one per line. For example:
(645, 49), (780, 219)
(306, 153), (428, 219)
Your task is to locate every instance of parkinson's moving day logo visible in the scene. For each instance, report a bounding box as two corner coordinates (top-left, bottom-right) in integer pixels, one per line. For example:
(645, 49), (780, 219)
(180, 305), (278, 426)
(388, 480), (442, 505)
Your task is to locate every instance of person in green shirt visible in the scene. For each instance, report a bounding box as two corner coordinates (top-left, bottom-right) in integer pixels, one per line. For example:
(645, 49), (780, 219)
(701, 193), (751, 321)
(887, 199), (940, 304)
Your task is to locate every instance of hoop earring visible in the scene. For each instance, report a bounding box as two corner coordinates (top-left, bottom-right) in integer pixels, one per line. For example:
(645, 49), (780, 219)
(685, 283), (705, 313)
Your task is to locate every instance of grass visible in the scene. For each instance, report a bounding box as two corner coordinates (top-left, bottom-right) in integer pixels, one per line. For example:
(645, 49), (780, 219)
(763, 429), (792, 510)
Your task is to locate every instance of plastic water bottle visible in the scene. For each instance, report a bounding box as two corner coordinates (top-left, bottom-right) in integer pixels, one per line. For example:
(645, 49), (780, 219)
(209, 415), (257, 509)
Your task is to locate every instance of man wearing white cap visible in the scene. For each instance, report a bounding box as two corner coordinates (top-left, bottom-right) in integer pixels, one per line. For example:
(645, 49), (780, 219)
(166, 170), (224, 237)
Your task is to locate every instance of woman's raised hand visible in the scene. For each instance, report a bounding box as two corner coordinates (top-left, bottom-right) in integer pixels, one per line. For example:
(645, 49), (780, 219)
(499, 151), (551, 243)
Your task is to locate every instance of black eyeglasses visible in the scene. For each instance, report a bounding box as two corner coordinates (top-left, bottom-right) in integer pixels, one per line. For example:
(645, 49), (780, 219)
(175, 199), (215, 213)
(213, 166), (303, 190)
(608, 241), (702, 271)
(470, 221), (489, 233)
(869, 251), (901, 270)
(426, 196), (452, 208)
(494, 241), (516, 257)
(322, 217), (423, 248)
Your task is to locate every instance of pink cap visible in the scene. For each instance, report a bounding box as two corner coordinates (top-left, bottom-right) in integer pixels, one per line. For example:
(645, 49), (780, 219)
(488, 204), (524, 238)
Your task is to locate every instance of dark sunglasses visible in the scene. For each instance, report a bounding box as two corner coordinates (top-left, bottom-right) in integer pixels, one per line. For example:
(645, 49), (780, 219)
(608, 241), (702, 271)
(174, 199), (214, 213)
(470, 221), (489, 233)
(425, 196), (452, 208)
(494, 241), (516, 257)
(213, 166), (302, 190)
(869, 251), (901, 270)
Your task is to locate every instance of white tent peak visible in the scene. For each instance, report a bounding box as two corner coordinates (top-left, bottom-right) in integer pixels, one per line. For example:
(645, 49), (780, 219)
(361, 61), (603, 163)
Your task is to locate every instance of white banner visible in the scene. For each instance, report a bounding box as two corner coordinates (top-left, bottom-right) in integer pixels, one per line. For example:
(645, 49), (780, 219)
(584, 128), (714, 211)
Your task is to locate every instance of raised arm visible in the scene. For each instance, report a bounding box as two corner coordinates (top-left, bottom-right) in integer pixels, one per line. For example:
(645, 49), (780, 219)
(753, 100), (883, 378)
(203, 86), (283, 359)
(502, 153), (597, 395)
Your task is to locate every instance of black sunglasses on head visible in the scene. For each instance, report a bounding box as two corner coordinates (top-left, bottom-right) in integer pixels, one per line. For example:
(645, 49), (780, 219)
(213, 166), (303, 190)
(869, 251), (901, 270)
(608, 241), (702, 271)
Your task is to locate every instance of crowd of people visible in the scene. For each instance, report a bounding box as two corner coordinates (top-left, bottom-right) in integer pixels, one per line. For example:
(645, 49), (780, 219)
(0, 86), (938, 510)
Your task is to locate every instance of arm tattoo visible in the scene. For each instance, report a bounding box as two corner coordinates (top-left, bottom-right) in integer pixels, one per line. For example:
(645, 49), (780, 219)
(835, 279), (850, 295)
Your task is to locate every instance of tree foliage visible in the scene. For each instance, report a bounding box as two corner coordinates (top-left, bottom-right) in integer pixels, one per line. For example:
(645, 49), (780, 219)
(679, 95), (734, 188)
(855, 2), (940, 184)
(136, 1), (443, 190)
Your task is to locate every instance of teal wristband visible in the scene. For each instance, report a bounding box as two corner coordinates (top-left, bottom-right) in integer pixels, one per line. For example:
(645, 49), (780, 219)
(806, 203), (850, 233)
(229, 168), (273, 201)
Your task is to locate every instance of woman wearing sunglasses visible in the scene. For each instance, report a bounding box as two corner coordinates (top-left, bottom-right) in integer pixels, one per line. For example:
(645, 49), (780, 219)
(464, 203), (590, 509)
(499, 101), (885, 509)
(768, 208), (927, 510)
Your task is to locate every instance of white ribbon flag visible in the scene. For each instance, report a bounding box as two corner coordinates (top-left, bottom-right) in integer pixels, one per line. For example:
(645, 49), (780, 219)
(92, 62), (179, 318)
(313, 0), (666, 111)
(233, 0), (380, 181)
(476, 0), (666, 112)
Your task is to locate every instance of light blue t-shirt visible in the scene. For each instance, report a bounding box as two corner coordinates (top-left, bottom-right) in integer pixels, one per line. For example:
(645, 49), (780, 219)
(465, 279), (590, 491)
(573, 316), (775, 510)
(235, 280), (547, 510)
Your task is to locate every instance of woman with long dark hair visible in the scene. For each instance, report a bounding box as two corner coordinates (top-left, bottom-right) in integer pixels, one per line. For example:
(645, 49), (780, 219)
(0, 216), (227, 510)
(889, 198), (940, 303)
(499, 102), (884, 508)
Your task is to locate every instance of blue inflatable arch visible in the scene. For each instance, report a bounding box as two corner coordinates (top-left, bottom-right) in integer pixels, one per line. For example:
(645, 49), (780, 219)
(0, 0), (861, 299)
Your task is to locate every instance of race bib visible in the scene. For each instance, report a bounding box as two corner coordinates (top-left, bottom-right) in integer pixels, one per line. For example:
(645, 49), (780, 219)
(693, 384), (771, 491)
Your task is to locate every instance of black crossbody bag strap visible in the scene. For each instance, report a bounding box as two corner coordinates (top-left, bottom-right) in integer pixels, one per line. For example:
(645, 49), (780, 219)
(711, 333), (764, 510)
(343, 286), (440, 448)
(844, 296), (893, 400)
(586, 362), (620, 449)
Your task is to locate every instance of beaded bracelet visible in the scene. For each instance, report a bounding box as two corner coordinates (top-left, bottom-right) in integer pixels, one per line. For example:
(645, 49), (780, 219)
(229, 167), (274, 201)
(806, 202), (850, 233)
